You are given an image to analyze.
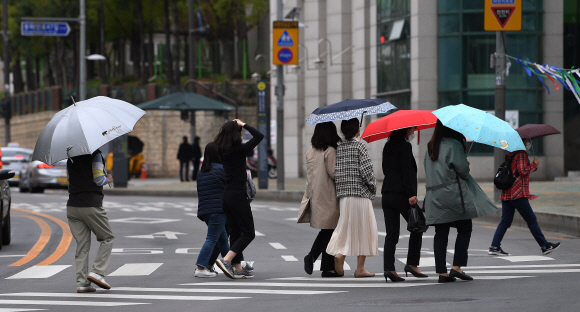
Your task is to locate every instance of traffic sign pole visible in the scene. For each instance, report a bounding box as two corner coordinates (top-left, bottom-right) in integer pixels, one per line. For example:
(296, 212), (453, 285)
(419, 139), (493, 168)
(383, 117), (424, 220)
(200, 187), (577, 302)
(3, 0), (10, 144)
(493, 31), (507, 203)
(79, 0), (86, 100)
(276, 0), (285, 191)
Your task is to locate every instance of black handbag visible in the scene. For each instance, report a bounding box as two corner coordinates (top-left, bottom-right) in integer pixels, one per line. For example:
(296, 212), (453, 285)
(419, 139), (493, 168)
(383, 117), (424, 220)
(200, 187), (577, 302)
(407, 203), (429, 233)
(246, 170), (256, 202)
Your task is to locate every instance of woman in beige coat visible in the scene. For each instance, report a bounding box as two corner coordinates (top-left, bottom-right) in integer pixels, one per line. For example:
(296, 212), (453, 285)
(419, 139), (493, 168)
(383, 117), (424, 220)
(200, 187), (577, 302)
(298, 122), (342, 277)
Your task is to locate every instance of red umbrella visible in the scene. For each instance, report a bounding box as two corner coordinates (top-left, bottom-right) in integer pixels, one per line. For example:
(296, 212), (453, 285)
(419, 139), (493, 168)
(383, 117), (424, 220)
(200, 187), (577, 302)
(361, 110), (438, 143)
(515, 124), (561, 140)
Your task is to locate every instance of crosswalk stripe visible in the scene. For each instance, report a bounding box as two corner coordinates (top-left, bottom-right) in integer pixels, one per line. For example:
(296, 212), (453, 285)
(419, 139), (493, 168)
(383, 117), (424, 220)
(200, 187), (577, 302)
(0, 308), (47, 311)
(180, 282), (436, 288)
(0, 300), (147, 307)
(255, 231), (265, 236)
(281, 255), (298, 261)
(464, 264), (580, 269)
(269, 243), (287, 249)
(497, 256), (553, 262)
(6, 265), (71, 279)
(397, 257), (449, 267)
(108, 263), (163, 276)
(114, 287), (346, 295)
(272, 276), (532, 281)
(2, 293), (248, 301)
(448, 269), (580, 274)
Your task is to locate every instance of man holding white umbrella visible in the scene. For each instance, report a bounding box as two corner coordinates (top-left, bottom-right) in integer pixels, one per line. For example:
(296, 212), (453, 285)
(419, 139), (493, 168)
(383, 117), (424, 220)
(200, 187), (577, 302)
(32, 96), (146, 293)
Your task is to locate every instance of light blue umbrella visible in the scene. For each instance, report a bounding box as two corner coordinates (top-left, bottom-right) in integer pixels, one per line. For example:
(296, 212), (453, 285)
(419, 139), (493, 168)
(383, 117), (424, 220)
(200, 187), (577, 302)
(432, 104), (525, 152)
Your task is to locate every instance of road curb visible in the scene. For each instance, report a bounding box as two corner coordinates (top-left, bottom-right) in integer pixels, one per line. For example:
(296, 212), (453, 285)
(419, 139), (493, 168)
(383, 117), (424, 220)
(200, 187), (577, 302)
(103, 188), (580, 237)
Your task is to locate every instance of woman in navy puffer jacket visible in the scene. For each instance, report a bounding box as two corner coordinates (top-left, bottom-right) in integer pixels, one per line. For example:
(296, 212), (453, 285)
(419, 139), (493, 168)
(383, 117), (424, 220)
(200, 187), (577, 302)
(195, 142), (230, 277)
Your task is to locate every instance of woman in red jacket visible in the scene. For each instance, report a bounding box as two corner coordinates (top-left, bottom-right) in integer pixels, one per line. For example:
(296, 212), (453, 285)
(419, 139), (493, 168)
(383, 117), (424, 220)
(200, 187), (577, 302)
(489, 138), (561, 256)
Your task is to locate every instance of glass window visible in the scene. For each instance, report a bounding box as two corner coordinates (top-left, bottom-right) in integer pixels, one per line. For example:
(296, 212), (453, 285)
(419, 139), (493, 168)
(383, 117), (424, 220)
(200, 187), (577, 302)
(438, 0), (544, 155)
(377, 0), (410, 104)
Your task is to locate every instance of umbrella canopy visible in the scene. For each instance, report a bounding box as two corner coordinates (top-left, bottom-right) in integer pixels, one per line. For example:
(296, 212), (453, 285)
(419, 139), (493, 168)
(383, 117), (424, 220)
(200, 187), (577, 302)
(361, 110), (437, 143)
(433, 104), (526, 152)
(32, 96), (146, 165)
(305, 98), (396, 125)
(137, 91), (235, 111)
(128, 135), (144, 155)
(516, 124), (561, 140)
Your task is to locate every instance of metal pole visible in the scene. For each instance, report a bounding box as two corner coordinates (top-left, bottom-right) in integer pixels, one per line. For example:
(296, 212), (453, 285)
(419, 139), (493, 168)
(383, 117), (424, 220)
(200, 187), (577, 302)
(79, 0), (86, 100)
(493, 31), (506, 203)
(188, 0), (195, 80)
(276, 0), (284, 190)
(3, 0), (10, 144)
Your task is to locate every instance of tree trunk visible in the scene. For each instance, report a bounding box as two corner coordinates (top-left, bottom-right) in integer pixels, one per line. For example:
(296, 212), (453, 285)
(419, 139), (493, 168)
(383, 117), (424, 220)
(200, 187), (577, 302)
(236, 17), (248, 76)
(131, 33), (140, 79)
(221, 39), (234, 77)
(172, 0), (180, 84)
(25, 55), (35, 91)
(11, 51), (24, 94)
(137, 0), (147, 85)
(45, 48), (55, 87)
(98, 0), (107, 83)
(164, 0), (175, 84)
(35, 55), (41, 88)
(149, 24), (154, 78)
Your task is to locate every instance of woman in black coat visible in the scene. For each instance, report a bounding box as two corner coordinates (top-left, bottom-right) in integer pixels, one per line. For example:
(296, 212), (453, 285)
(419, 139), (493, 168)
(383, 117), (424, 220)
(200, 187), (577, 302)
(214, 119), (264, 279)
(382, 127), (427, 282)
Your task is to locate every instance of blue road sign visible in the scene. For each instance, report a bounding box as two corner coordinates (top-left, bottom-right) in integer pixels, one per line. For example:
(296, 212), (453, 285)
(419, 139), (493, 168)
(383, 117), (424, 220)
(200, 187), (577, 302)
(277, 30), (294, 47)
(21, 22), (71, 36)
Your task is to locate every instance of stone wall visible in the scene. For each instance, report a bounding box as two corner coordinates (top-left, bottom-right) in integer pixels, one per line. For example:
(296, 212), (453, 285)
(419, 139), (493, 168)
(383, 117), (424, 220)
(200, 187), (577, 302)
(0, 106), (258, 178)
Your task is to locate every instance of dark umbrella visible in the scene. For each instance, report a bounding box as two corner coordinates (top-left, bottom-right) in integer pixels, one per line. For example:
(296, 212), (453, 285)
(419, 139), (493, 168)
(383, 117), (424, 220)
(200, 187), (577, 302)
(515, 124), (561, 140)
(305, 99), (396, 125)
(128, 136), (144, 155)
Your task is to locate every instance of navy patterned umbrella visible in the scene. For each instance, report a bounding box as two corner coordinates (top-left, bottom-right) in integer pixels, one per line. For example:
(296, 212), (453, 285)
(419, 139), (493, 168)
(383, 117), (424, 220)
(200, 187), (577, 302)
(515, 124), (561, 140)
(305, 99), (396, 125)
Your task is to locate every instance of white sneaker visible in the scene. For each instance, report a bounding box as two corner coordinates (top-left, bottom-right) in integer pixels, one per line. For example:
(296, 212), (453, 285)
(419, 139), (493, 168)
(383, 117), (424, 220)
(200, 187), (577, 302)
(87, 272), (111, 289)
(77, 286), (96, 293)
(195, 268), (217, 278)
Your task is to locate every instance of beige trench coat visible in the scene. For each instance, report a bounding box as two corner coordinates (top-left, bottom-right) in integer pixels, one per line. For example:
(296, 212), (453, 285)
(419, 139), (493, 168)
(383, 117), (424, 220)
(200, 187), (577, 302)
(297, 147), (340, 229)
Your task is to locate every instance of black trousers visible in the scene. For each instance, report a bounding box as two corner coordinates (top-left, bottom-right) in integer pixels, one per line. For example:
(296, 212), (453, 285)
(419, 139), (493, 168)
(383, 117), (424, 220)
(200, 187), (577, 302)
(382, 193), (423, 272)
(192, 159), (200, 180)
(222, 189), (255, 264)
(179, 160), (190, 181)
(434, 219), (472, 273)
(309, 229), (335, 272)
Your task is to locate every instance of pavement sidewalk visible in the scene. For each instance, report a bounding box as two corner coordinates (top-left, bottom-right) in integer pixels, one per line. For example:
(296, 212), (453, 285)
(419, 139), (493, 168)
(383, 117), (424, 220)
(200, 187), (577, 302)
(104, 177), (580, 237)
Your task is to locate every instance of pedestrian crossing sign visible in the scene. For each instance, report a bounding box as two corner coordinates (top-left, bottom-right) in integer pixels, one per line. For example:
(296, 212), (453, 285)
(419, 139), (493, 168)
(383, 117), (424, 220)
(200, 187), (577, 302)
(484, 0), (521, 31)
(273, 21), (299, 65)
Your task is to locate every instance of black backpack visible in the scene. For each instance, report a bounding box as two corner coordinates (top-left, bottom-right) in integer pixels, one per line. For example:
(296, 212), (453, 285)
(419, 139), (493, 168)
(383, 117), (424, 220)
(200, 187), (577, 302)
(494, 154), (519, 190)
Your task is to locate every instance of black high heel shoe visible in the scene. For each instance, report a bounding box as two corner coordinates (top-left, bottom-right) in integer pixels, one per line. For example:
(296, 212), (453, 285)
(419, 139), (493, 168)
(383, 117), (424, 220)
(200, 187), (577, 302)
(404, 265), (428, 278)
(384, 271), (405, 282)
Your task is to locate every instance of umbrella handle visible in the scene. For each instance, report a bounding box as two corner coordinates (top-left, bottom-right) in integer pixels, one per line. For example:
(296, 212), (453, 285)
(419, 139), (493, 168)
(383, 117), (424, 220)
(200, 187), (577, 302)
(467, 142), (474, 157)
(66, 147), (73, 163)
(360, 111), (367, 127)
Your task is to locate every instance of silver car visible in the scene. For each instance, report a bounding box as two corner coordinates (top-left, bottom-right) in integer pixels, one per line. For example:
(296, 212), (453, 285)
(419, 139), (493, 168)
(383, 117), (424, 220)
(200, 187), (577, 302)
(19, 159), (68, 193)
(1, 147), (33, 186)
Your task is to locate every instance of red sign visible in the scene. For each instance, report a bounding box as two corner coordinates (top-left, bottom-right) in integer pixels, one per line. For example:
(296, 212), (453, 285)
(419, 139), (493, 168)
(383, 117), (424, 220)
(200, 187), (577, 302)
(490, 6), (516, 28)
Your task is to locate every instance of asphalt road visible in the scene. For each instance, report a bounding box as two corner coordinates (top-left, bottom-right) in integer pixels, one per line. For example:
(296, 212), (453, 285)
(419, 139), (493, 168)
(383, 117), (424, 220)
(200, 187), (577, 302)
(1, 188), (579, 312)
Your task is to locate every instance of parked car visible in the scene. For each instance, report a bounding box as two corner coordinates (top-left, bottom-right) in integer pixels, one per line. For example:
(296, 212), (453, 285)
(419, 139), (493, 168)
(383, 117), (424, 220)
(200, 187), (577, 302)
(0, 147), (33, 186)
(19, 159), (68, 193)
(0, 169), (15, 250)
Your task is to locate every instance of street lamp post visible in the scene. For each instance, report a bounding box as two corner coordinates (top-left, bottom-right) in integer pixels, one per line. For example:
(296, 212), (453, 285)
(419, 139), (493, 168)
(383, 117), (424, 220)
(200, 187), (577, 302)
(79, 0), (86, 100)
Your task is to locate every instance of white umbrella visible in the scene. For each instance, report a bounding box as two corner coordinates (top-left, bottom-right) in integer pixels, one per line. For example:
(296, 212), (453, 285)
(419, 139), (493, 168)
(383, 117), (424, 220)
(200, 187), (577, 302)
(32, 96), (146, 165)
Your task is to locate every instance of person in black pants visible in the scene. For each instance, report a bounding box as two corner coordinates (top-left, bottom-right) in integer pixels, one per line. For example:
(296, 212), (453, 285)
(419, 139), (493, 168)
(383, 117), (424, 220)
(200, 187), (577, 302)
(214, 119), (264, 279)
(191, 136), (202, 180)
(381, 127), (427, 282)
(177, 136), (193, 181)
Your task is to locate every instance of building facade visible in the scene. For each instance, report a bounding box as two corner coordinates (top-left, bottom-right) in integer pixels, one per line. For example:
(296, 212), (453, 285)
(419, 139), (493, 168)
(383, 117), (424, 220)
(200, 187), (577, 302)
(270, 0), (572, 181)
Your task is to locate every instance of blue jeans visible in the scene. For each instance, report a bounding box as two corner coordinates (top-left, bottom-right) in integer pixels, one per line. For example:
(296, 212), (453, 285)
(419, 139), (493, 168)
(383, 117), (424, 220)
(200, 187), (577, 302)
(491, 198), (548, 248)
(196, 213), (230, 269)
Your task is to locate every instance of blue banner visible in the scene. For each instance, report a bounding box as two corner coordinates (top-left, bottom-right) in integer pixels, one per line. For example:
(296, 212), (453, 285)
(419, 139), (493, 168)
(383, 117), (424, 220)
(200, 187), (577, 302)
(257, 81), (268, 189)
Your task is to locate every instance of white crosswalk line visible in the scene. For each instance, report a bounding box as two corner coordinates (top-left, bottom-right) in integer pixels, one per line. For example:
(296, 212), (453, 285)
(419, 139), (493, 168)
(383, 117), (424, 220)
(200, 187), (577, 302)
(6, 265), (71, 279)
(466, 263), (580, 269)
(272, 276), (532, 281)
(114, 287), (346, 295)
(108, 263), (163, 276)
(269, 243), (287, 249)
(397, 257), (449, 267)
(0, 300), (147, 307)
(0, 309), (46, 312)
(0, 255), (26, 258)
(281, 255), (298, 261)
(180, 282), (436, 288)
(255, 231), (265, 236)
(2, 293), (248, 301)
(313, 260), (351, 271)
(497, 256), (554, 262)
(377, 232), (433, 238)
(451, 269), (580, 274)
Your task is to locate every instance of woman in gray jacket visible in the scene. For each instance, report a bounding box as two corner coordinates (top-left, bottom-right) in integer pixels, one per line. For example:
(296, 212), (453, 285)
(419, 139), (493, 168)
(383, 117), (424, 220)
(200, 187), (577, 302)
(424, 120), (498, 283)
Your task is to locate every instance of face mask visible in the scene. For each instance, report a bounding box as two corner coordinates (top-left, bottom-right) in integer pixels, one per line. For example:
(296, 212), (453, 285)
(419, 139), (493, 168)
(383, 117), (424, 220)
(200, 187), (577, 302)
(525, 142), (532, 150)
(407, 133), (415, 142)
